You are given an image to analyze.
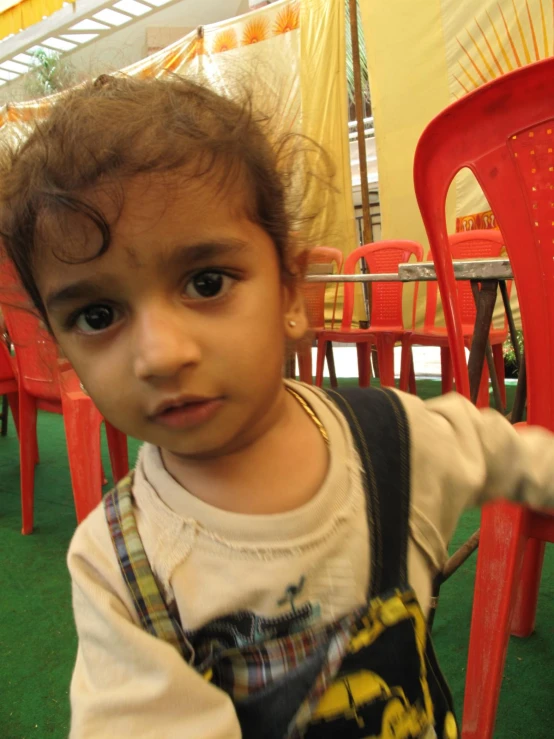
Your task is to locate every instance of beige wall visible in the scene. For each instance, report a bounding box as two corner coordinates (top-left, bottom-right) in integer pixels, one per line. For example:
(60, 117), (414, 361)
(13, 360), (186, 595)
(0, 0), (250, 103)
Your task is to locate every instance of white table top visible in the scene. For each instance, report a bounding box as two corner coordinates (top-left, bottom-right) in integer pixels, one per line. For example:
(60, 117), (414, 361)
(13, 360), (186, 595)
(305, 258), (513, 283)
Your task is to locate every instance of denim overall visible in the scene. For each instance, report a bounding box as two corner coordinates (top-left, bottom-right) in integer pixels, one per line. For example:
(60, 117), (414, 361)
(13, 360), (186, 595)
(104, 387), (458, 738)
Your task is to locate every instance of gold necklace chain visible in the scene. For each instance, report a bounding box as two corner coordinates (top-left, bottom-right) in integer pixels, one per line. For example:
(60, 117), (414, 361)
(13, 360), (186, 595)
(286, 386), (329, 444)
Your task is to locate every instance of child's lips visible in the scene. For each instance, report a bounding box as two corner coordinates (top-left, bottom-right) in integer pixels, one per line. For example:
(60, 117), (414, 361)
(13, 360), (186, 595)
(152, 398), (224, 429)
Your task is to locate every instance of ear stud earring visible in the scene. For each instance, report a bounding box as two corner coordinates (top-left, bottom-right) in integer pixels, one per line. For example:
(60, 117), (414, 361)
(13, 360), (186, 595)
(288, 320), (297, 327)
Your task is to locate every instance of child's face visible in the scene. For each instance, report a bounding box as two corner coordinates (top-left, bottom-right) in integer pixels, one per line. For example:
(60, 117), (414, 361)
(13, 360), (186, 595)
(34, 171), (306, 458)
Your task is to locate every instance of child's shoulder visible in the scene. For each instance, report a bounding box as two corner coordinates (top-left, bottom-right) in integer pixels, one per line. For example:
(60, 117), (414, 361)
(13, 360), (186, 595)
(295, 380), (480, 434)
(68, 494), (118, 575)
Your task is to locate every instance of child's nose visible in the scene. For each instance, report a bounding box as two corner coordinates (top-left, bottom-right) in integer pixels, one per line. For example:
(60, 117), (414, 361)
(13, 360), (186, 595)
(132, 304), (201, 380)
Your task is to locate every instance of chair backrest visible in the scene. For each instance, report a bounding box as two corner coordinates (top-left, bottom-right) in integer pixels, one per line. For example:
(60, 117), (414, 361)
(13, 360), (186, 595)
(0, 261), (61, 402)
(414, 56), (554, 429)
(342, 241), (424, 331)
(423, 230), (509, 334)
(303, 246), (343, 330)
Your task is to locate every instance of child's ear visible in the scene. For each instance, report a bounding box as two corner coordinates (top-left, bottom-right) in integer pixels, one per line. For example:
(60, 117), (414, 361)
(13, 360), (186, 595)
(284, 289), (308, 340)
(283, 249), (309, 340)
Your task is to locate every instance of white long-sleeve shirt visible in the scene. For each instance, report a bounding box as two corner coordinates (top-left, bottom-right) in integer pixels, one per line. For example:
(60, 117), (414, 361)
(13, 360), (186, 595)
(67, 383), (554, 738)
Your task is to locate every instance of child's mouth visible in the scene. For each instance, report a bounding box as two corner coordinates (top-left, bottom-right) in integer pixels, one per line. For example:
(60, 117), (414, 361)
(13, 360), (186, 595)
(152, 398), (223, 430)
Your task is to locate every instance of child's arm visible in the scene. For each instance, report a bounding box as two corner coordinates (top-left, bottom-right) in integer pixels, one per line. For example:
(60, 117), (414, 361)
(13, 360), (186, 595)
(395, 390), (554, 570)
(67, 506), (241, 739)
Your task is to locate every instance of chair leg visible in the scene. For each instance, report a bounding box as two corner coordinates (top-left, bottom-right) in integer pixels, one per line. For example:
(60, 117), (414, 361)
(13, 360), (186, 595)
(440, 347), (453, 394)
(105, 421), (129, 484)
(315, 337), (327, 388)
(356, 343), (371, 388)
(19, 391), (37, 535)
(297, 345), (313, 384)
(492, 343), (507, 409)
(510, 538), (546, 638)
(61, 396), (104, 524)
(326, 342), (338, 388)
(375, 336), (395, 387)
(462, 502), (529, 739)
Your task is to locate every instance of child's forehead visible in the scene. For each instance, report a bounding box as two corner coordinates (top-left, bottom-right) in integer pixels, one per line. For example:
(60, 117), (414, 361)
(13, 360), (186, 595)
(38, 169), (252, 249)
(34, 170), (257, 280)
(94, 170), (250, 223)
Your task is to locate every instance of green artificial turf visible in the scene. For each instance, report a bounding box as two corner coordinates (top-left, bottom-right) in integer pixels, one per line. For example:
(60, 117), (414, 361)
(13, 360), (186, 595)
(0, 380), (552, 738)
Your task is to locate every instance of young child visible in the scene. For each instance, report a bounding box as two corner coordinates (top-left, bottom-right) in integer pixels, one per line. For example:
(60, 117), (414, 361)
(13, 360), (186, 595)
(0, 75), (553, 739)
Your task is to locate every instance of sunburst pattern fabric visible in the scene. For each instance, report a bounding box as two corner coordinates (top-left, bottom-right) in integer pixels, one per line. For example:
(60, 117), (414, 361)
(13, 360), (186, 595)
(441, 0), (554, 232)
(242, 18), (270, 45)
(450, 1), (553, 98)
(273, 3), (300, 35)
(212, 29), (239, 54)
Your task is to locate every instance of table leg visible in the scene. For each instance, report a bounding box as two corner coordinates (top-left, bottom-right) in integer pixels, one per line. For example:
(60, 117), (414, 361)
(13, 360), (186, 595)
(498, 278), (528, 423)
(485, 343), (504, 413)
(469, 280), (498, 404)
(325, 342), (338, 388)
(499, 280), (521, 369)
(509, 354), (527, 424)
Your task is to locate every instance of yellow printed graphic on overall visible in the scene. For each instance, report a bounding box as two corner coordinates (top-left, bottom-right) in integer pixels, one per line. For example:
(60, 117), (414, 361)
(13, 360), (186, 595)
(312, 670), (430, 736)
(309, 592), (438, 737)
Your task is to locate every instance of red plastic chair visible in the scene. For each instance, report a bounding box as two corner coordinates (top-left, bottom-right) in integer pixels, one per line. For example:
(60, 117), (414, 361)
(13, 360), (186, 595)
(315, 241), (423, 388)
(403, 230), (510, 406)
(298, 246), (343, 385)
(0, 269), (129, 534)
(413, 57), (554, 739)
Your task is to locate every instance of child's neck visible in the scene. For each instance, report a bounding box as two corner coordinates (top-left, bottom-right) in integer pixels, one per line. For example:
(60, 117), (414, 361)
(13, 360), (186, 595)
(160, 384), (329, 515)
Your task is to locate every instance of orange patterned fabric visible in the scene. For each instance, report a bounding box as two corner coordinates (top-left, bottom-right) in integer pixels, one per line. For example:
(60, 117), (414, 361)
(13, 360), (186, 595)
(456, 209), (499, 232)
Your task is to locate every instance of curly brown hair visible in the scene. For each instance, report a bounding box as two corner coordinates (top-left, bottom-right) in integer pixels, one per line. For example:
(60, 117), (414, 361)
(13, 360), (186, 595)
(0, 74), (330, 324)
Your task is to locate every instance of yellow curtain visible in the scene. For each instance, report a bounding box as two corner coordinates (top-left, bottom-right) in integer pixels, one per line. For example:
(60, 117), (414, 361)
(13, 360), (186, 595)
(359, 0), (454, 248)
(359, 0), (529, 328)
(299, 0), (357, 319)
(0, 0), (74, 42)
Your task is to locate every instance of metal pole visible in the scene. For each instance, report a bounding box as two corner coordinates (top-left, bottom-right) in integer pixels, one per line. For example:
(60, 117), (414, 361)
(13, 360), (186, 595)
(348, 0), (375, 379)
(349, 0), (373, 247)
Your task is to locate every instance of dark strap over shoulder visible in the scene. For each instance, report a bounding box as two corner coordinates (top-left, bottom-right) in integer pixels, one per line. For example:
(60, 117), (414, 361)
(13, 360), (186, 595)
(325, 387), (411, 598)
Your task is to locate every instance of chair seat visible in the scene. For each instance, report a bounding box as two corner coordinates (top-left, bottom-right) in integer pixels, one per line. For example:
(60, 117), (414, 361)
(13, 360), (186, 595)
(409, 328), (507, 345)
(319, 327), (407, 341)
(317, 327), (374, 342)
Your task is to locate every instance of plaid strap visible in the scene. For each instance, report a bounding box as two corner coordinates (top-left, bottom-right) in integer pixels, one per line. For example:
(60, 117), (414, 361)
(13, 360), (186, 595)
(104, 474), (192, 661)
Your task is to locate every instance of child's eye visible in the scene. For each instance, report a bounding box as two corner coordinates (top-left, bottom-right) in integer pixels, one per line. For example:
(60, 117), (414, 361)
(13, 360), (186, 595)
(74, 304), (118, 333)
(184, 271), (234, 300)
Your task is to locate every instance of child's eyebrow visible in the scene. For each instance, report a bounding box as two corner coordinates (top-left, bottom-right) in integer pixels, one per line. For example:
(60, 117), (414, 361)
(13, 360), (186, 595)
(157, 239), (249, 271)
(44, 239), (249, 311)
(45, 279), (112, 311)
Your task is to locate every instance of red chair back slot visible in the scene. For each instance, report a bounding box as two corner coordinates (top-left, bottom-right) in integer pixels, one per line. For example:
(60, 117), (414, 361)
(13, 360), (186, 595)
(423, 230), (509, 334)
(342, 241), (423, 331)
